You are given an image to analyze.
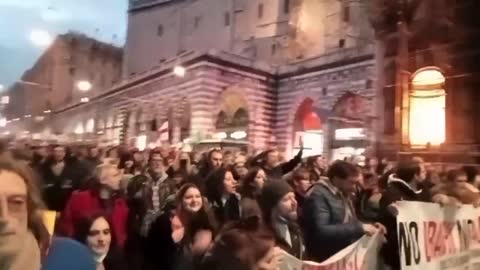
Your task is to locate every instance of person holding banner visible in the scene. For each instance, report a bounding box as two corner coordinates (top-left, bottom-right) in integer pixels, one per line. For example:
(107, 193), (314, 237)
(379, 159), (428, 270)
(302, 160), (385, 262)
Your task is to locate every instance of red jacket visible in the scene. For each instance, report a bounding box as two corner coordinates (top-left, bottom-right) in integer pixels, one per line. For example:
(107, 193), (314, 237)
(60, 190), (129, 248)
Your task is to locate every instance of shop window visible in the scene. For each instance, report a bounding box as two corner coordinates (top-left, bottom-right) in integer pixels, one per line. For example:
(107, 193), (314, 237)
(409, 67), (446, 146)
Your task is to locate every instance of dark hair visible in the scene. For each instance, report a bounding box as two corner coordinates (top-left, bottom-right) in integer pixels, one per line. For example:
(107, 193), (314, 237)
(447, 169), (467, 183)
(239, 167), (263, 199)
(200, 216), (275, 270)
(73, 212), (117, 245)
(292, 167), (311, 182)
(73, 212), (124, 270)
(396, 161), (421, 183)
(462, 166), (478, 184)
(148, 150), (163, 164)
(306, 155), (322, 168)
(205, 167), (238, 205)
(327, 160), (359, 181)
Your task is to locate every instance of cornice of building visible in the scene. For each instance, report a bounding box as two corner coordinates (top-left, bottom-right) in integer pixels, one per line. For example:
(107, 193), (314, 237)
(128, 0), (182, 13)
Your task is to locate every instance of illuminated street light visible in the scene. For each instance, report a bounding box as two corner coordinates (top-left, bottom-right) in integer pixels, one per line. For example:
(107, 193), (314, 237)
(173, 65), (186, 77)
(24, 115), (32, 118)
(80, 97), (89, 103)
(77, 81), (92, 92)
(29, 29), (53, 47)
(44, 110), (51, 114)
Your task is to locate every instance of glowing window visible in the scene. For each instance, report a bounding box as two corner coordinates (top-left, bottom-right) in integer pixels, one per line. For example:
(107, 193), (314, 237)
(409, 68), (446, 146)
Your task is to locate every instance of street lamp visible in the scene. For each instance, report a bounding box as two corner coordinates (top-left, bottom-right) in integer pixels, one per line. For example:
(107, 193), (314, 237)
(30, 29), (53, 47)
(77, 80), (92, 92)
(80, 97), (89, 103)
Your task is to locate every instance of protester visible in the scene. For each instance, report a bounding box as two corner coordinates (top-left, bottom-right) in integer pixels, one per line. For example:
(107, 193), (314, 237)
(124, 174), (150, 270)
(354, 171), (382, 223)
(252, 143), (303, 180)
(306, 155), (327, 182)
(0, 152), (49, 269)
(238, 167), (265, 218)
(302, 160), (384, 262)
(259, 180), (304, 259)
(73, 213), (127, 270)
(233, 153), (248, 178)
(146, 183), (217, 270)
(290, 167), (313, 217)
(60, 159), (129, 247)
(199, 216), (282, 270)
(379, 160), (428, 270)
(430, 168), (480, 205)
(205, 167), (241, 225)
(84, 147), (103, 177)
(463, 165), (480, 189)
(137, 150), (177, 236)
(42, 145), (89, 211)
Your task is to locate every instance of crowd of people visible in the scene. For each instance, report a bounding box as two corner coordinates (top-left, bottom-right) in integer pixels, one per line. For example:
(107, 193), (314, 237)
(1, 141), (480, 270)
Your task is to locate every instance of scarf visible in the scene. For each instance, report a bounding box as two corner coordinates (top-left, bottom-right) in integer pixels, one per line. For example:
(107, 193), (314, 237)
(0, 231), (41, 270)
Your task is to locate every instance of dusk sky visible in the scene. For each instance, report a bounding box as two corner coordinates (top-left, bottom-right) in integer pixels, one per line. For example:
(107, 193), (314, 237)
(0, 0), (128, 89)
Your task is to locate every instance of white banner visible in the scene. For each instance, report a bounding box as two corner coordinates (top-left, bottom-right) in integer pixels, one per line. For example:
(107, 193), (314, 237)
(280, 233), (383, 270)
(397, 201), (480, 270)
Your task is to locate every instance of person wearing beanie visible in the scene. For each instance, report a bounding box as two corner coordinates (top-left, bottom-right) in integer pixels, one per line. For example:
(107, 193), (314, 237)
(259, 180), (304, 259)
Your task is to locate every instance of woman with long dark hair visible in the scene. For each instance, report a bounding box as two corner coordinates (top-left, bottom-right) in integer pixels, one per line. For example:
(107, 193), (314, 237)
(205, 167), (241, 225)
(145, 183), (217, 270)
(238, 167), (265, 218)
(73, 213), (127, 270)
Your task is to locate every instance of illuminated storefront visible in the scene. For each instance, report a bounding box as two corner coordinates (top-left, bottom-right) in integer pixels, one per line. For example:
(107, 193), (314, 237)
(292, 98), (324, 157)
(328, 93), (371, 161)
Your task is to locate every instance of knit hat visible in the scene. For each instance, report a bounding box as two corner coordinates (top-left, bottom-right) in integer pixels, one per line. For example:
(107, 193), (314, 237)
(259, 180), (293, 214)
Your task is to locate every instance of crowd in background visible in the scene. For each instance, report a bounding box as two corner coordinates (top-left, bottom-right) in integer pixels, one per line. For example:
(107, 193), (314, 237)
(1, 141), (480, 270)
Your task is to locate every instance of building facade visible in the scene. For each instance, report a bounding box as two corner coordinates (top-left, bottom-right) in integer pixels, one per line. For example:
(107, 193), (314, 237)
(5, 32), (123, 138)
(10, 0), (377, 160)
(372, 0), (480, 163)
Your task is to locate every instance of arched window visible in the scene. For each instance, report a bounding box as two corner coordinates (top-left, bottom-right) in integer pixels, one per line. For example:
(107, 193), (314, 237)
(232, 108), (249, 127)
(409, 67), (446, 146)
(216, 111), (227, 129)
